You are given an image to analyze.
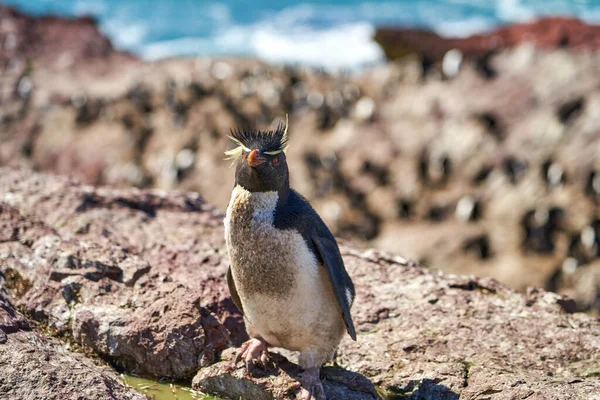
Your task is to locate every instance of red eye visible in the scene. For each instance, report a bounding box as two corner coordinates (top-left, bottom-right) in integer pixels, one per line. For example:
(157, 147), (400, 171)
(273, 157), (279, 164)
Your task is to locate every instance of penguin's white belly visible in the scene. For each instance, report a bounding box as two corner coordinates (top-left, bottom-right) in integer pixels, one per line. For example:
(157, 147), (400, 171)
(239, 230), (340, 351)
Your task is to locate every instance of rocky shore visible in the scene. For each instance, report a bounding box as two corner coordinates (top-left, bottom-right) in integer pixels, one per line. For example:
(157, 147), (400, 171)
(1, 167), (599, 399)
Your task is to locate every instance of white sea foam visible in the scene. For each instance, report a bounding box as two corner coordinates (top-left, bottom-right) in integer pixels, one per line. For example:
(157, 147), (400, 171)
(249, 22), (384, 69)
(435, 16), (496, 37)
(141, 22), (383, 70)
(139, 3), (385, 70)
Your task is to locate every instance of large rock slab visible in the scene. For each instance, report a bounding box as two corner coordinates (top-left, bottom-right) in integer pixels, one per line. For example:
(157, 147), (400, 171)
(193, 349), (378, 400)
(337, 248), (600, 399)
(0, 293), (145, 400)
(0, 167), (240, 379)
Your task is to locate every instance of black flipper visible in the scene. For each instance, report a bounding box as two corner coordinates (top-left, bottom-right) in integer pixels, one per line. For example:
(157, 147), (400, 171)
(227, 266), (244, 315)
(273, 189), (357, 341)
(313, 234), (357, 341)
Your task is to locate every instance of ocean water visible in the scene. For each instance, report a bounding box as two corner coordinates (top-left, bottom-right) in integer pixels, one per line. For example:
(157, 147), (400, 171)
(3, 0), (600, 69)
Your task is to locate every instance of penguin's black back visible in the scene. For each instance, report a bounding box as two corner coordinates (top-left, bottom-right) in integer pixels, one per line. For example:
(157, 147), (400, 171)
(274, 190), (321, 242)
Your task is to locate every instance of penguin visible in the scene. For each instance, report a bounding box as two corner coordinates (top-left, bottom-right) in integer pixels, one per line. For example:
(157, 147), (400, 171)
(223, 119), (356, 400)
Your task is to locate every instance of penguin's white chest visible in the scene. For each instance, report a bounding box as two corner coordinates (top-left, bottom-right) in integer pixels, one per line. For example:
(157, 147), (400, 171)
(224, 186), (340, 350)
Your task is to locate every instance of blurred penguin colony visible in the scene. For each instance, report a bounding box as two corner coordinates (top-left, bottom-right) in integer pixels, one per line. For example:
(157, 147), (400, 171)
(1, 6), (600, 313)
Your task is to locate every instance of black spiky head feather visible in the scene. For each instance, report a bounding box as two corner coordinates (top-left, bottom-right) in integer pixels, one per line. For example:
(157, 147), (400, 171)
(225, 116), (289, 161)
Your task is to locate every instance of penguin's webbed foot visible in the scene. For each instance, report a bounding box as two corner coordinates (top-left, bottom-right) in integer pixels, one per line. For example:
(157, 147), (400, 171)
(234, 337), (270, 375)
(294, 367), (326, 400)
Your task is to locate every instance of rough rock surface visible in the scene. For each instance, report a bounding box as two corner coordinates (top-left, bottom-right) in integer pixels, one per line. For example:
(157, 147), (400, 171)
(1, 167), (599, 399)
(0, 167), (237, 379)
(0, 293), (145, 400)
(337, 249), (600, 399)
(194, 246), (600, 399)
(2, 10), (600, 313)
(193, 349), (378, 400)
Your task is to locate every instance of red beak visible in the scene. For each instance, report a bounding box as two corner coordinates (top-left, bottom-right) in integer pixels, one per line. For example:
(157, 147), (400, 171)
(247, 149), (266, 167)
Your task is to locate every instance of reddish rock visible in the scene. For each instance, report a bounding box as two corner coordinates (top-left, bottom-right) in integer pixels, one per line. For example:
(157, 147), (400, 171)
(338, 249), (600, 399)
(374, 27), (460, 64)
(194, 248), (600, 399)
(0, 294), (145, 400)
(375, 17), (600, 63)
(193, 349), (378, 400)
(0, 5), (136, 69)
(0, 167), (238, 379)
(2, 168), (600, 399)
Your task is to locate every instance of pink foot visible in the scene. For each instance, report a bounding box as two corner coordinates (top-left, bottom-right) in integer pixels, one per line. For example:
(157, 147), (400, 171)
(295, 368), (326, 400)
(233, 338), (270, 375)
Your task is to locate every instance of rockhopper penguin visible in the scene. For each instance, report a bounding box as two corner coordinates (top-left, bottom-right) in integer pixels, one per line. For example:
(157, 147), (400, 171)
(224, 120), (356, 400)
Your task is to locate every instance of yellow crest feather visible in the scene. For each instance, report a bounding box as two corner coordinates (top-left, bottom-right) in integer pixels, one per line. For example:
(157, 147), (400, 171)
(224, 136), (251, 161)
(282, 114), (289, 151)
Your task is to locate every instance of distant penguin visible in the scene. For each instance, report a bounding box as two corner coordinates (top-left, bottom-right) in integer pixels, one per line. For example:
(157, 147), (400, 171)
(224, 118), (356, 400)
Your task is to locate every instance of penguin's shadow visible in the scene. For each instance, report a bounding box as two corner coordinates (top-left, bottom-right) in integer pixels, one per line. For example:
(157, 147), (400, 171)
(383, 378), (460, 399)
(227, 349), (459, 399)
(256, 351), (379, 399)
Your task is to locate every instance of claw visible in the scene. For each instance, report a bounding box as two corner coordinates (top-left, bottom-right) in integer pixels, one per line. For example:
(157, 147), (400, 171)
(233, 338), (270, 376)
(233, 340), (252, 367)
(260, 351), (269, 368)
(296, 368), (325, 400)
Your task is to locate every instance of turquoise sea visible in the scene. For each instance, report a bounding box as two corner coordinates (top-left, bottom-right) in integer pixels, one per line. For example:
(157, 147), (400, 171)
(2, 0), (600, 68)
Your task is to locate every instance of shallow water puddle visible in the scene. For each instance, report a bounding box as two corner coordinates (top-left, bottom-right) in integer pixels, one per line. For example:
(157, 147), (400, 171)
(121, 375), (221, 400)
